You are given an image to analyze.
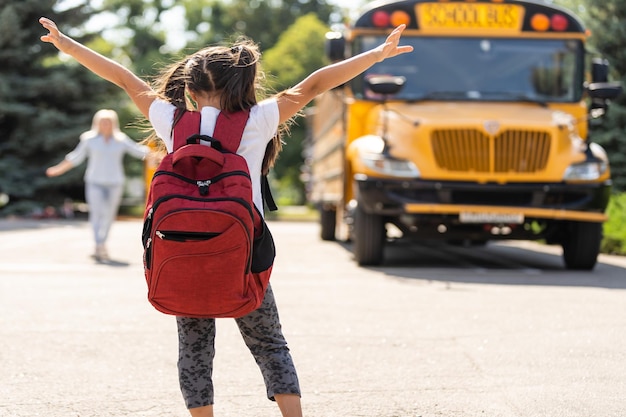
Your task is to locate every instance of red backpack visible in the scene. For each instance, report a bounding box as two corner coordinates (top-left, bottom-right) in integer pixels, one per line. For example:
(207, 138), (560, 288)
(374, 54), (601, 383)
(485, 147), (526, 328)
(141, 109), (275, 318)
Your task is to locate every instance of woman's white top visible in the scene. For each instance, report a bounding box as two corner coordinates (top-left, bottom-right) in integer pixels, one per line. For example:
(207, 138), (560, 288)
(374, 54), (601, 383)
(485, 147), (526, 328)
(65, 133), (150, 186)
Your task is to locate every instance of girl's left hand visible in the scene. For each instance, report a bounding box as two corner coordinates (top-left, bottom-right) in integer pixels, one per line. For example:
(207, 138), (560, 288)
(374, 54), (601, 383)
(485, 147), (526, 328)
(375, 24), (414, 62)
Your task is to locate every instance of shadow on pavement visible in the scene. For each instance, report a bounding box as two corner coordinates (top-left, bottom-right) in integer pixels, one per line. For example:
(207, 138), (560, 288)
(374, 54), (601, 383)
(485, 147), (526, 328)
(337, 238), (626, 290)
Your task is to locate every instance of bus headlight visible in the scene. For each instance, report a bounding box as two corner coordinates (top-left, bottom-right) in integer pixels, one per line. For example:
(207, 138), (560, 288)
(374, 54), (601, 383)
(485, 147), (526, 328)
(563, 161), (607, 181)
(361, 153), (420, 178)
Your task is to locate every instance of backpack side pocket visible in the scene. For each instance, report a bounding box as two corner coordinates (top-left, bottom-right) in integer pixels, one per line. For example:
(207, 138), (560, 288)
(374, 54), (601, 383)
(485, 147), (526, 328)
(251, 219), (275, 273)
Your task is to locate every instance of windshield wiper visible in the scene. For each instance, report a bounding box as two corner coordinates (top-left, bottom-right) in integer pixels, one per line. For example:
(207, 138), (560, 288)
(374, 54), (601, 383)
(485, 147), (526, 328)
(409, 91), (548, 107)
(408, 91), (471, 102)
(478, 91), (548, 107)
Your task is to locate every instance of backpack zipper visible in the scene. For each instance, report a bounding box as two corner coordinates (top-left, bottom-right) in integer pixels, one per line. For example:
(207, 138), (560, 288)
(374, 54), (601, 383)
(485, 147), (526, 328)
(152, 170), (250, 196)
(155, 230), (220, 241)
(145, 195), (255, 272)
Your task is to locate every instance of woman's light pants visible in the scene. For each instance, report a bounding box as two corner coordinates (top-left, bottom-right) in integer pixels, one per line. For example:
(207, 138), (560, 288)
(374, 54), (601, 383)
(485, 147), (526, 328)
(85, 182), (124, 246)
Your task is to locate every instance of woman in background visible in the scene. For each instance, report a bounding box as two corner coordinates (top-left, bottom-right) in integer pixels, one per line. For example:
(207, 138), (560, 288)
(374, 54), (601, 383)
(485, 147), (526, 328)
(46, 109), (150, 260)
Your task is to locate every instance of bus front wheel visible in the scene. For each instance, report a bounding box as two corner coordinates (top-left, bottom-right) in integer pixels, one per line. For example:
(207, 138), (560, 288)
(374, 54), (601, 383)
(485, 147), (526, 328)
(353, 203), (385, 266)
(562, 221), (602, 270)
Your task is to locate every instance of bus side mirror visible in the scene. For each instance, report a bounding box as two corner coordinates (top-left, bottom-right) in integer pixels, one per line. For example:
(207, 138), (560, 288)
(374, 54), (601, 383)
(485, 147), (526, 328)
(591, 58), (610, 83)
(586, 81), (622, 120)
(587, 82), (622, 100)
(587, 58), (621, 121)
(365, 75), (406, 97)
(325, 32), (346, 62)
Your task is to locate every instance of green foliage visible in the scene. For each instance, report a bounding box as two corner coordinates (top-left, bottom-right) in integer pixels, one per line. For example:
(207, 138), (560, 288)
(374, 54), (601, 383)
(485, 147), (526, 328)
(263, 14), (330, 90)
(0, 0), (343, 215)
(262, 14), (331, 204)
(182, 0), (336, 51)
(97, 0), (172, 75)
(554, 0), (626, 191)
(273, 125), (307, 205)
(0, 0), (118, 215)
(583, 0), (626, 191)
(602, 193), (626, 255)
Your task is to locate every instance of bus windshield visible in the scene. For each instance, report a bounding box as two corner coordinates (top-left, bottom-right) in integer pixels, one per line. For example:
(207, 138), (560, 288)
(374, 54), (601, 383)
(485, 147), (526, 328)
(353, 36), (584, 103)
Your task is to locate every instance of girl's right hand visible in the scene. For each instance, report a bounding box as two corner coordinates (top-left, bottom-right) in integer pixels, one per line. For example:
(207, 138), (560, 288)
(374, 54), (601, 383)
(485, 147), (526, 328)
(39, 17), (65, 51)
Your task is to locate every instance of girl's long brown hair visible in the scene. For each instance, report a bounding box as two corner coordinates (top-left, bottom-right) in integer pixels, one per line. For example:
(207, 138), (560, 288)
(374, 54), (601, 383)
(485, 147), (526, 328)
(143, 37), (290, 174)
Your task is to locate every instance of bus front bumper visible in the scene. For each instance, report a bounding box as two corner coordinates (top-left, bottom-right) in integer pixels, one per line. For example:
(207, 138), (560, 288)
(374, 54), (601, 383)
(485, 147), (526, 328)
(354, 177), (611, 223)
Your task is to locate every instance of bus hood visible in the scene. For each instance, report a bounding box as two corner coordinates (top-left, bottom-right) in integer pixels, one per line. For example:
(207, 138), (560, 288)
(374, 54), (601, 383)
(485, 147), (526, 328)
(382, 101), (580, 133)
(357, 101), (592, 182)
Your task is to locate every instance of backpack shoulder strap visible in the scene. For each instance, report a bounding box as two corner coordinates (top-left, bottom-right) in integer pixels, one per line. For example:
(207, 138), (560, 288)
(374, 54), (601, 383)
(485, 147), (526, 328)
(262, 176), (278, 212)
(213, 110), (250, 153)
(214, 110), (278, 212)
(171, 109), (277, 211)
(172, 110), (201, 151)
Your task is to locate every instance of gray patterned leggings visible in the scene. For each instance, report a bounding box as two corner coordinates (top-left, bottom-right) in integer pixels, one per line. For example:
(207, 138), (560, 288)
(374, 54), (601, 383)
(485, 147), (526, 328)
(176, 284), (301, 409)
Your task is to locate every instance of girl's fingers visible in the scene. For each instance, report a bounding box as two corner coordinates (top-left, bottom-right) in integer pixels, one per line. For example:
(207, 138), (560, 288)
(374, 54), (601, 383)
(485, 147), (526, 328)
(40, 17), (52, 30)
(390, 24), (406, 38)
(385, 24), (412, 57)
(39, 17), (60, 44)
(39, 17), (58, 34)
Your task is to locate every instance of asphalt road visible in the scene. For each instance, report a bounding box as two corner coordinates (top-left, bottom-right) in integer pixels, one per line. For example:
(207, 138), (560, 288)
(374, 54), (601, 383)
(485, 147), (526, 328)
(1, 218), (625, 417)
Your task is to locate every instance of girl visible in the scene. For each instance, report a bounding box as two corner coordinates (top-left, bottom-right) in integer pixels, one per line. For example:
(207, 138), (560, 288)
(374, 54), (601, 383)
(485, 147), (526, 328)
(46, 108), (150, 261)
(39, 16), (412, 417)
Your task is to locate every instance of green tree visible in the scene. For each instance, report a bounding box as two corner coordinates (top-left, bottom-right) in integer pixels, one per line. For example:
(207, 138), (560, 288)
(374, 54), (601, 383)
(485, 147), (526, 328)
(1, 0), (343, 215)
(96, 0), (172, 74)
(583, 0), (626, 191)
(554, 0), (626, 191)
(183, 0), (336, 51)
(263, 14), (331, 204)
(263, 14), (330, 90)
(0, 0), (117, 215)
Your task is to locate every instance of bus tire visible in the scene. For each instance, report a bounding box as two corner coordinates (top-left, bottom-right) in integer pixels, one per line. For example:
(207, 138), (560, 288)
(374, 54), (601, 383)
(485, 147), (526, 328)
(320, 206), (336, 241)
(562, 221), (602, 270)
(353, 203), (385, 266)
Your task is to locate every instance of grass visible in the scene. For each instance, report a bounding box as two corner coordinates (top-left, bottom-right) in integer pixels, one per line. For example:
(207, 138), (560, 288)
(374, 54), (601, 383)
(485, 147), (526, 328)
(602, 193), (626, 256)
(266, 205), (318, 221)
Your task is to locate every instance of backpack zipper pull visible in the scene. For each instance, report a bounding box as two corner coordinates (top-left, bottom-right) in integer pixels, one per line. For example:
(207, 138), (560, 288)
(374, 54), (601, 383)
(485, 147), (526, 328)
(156, 231), (165, 239)
(197, 180), (211, 196)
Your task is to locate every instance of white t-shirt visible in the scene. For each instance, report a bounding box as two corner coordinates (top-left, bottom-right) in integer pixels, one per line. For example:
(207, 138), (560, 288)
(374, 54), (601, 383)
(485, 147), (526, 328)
(149, 98), (279, 214)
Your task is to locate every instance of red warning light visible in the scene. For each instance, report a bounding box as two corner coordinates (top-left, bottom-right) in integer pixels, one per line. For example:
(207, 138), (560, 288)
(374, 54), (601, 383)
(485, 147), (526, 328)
(551, 14), (569, 31)
(372, 11), (391, 27)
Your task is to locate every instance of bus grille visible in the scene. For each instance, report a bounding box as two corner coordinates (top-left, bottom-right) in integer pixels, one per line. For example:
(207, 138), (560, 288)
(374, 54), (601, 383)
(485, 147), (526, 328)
(431, 129), (551, 173)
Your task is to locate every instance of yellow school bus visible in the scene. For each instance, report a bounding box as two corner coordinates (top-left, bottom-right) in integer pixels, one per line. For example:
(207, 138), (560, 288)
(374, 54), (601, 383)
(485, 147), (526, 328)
(306, 0), (622, 269)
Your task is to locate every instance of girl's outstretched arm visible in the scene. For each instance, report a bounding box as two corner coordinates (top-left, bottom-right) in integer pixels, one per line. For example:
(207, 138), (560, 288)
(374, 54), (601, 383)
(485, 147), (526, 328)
(39, 17), (155, 118)
(276, 24), (413, 124)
